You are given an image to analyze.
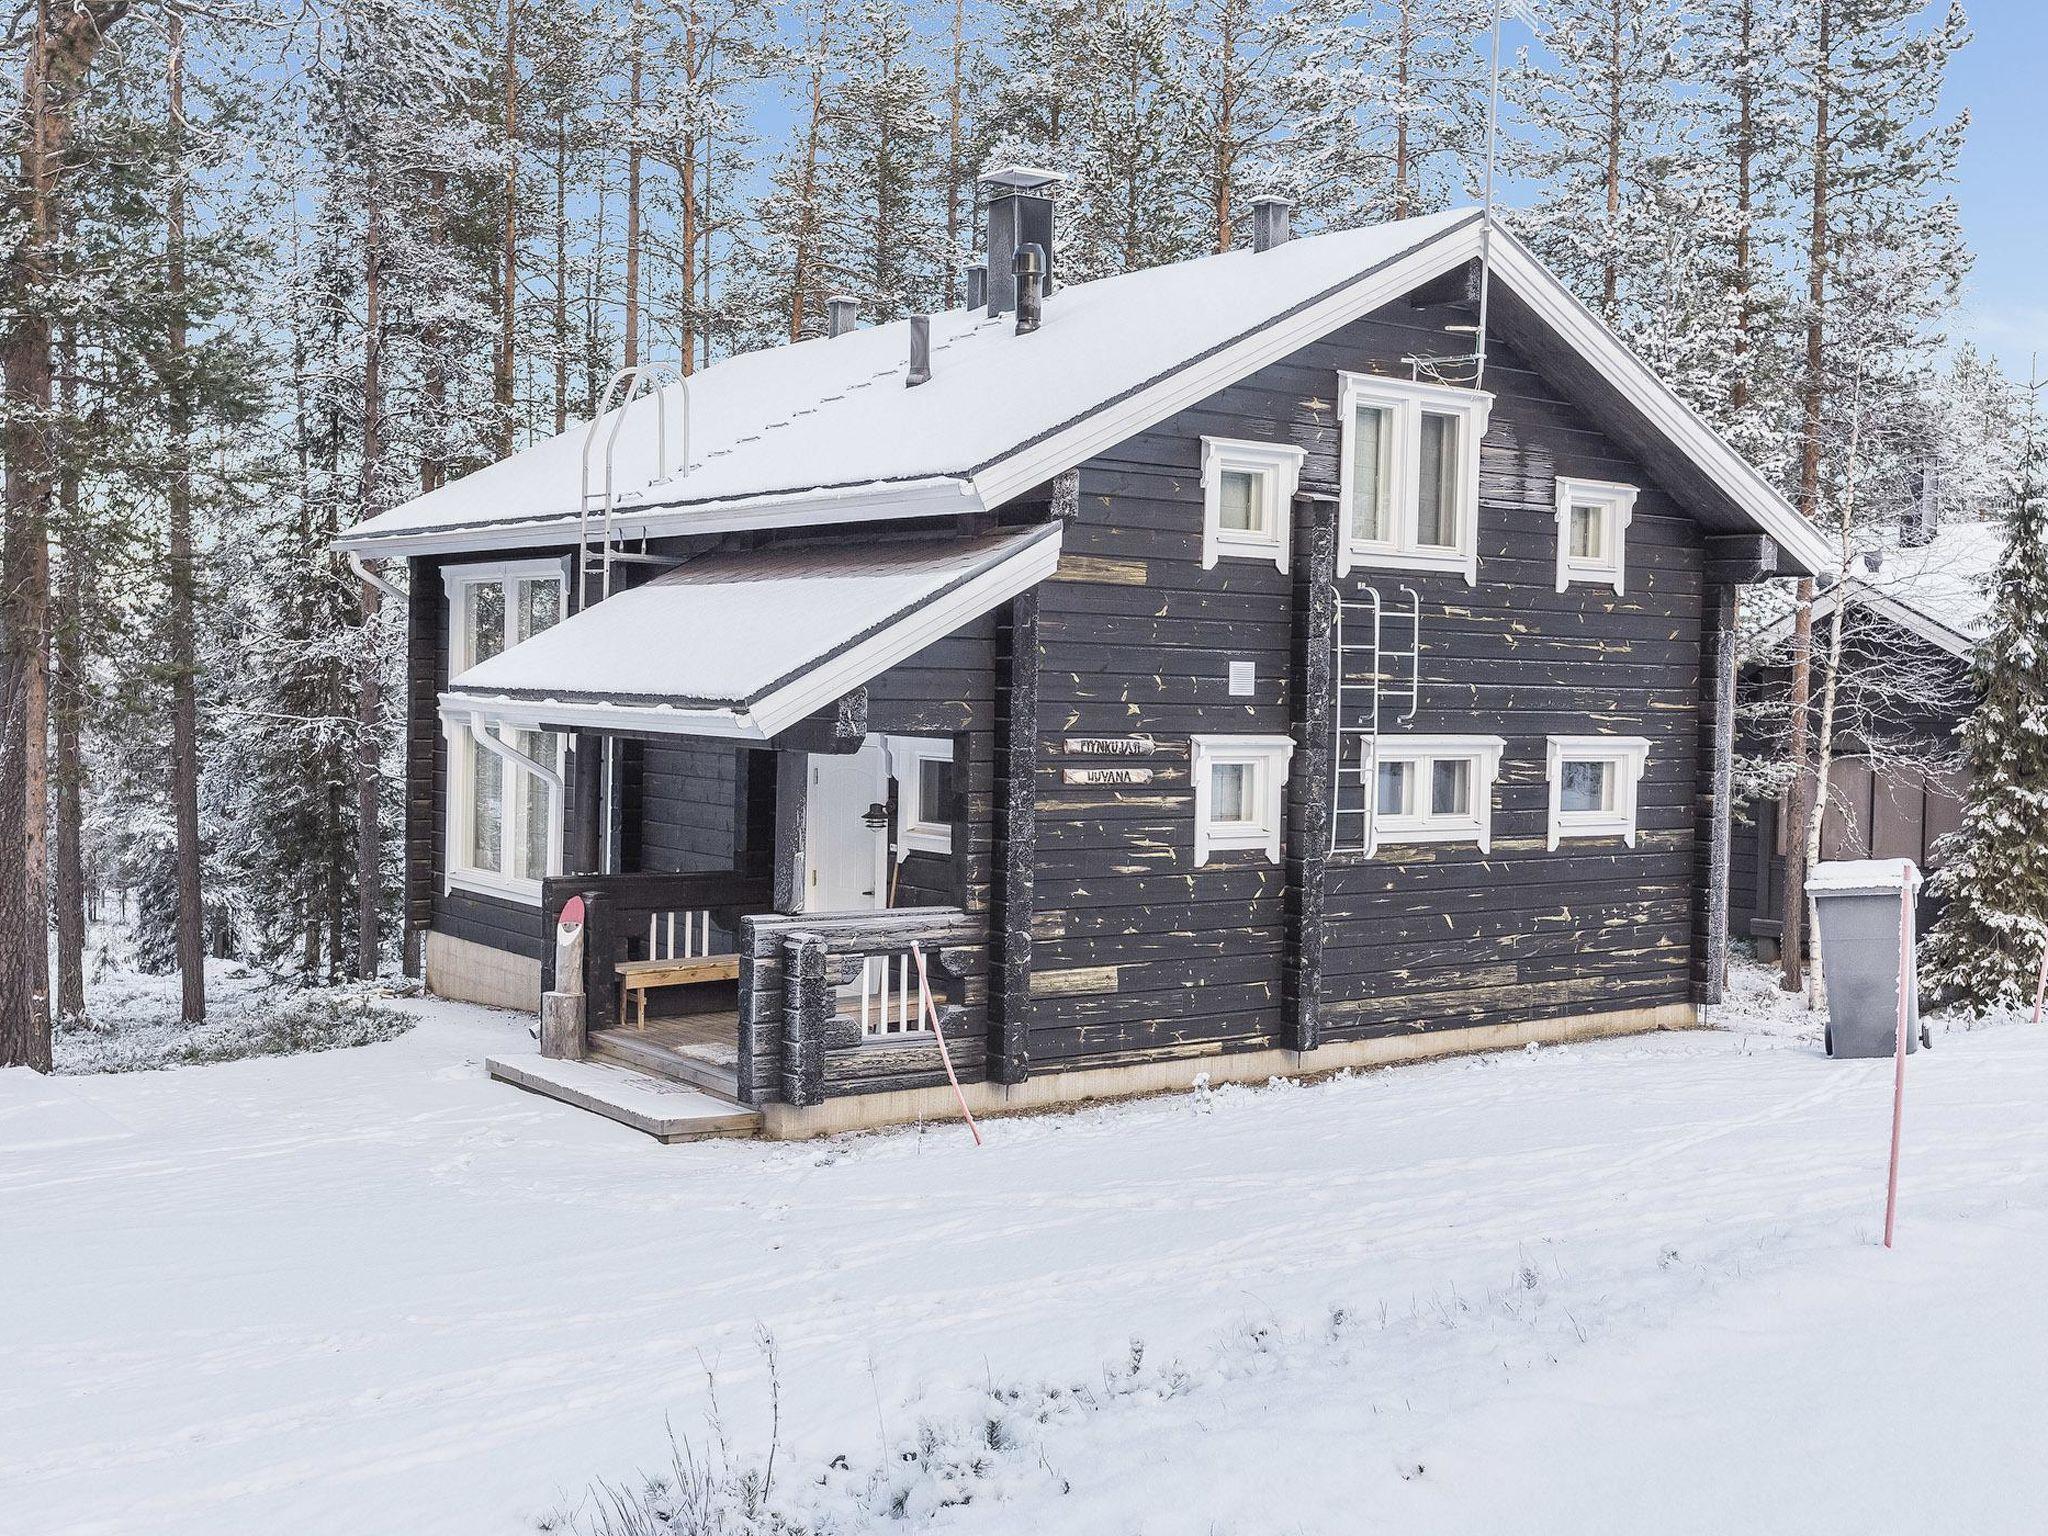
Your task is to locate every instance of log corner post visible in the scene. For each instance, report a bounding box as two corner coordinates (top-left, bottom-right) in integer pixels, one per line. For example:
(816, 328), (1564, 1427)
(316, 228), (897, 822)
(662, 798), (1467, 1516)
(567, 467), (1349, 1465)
(1284, 494), (1337, 1053)
(989, 590), (1040, 1085)
(781, 930), (828, 1106)
(1691, 579), (1742, 1007)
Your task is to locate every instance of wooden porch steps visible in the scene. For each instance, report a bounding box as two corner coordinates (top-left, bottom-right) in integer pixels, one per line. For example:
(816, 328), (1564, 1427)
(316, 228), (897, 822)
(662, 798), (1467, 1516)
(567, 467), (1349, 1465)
(587, 1021), (743, 1102)
(486, 1053), (759, 1143)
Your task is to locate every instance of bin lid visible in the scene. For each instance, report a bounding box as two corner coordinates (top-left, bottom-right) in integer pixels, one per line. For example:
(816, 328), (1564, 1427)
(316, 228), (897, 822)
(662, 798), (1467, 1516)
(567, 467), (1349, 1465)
(1807, 858), (1923, 897)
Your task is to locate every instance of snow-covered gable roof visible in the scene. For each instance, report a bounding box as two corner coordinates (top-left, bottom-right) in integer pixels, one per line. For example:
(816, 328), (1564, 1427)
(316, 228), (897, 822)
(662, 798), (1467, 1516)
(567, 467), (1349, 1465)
(337, 209), (1831, 575)
(1749, 520), (2005, 662)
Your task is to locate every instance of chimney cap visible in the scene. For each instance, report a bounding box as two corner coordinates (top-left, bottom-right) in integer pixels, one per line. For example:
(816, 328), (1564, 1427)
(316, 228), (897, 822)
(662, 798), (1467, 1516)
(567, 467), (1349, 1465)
(1249, 193), (1293, 209)
(980, 164), (1067, 192)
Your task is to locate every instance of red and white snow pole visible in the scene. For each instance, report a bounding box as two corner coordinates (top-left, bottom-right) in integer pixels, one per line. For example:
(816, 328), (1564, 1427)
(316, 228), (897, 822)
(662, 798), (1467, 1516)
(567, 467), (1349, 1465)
(1883, 861), (1916, 1250)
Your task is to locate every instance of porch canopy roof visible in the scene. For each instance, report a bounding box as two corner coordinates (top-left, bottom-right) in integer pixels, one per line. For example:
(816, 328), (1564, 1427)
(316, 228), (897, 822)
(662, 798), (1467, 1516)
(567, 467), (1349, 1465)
(440, 522), (1062, 741)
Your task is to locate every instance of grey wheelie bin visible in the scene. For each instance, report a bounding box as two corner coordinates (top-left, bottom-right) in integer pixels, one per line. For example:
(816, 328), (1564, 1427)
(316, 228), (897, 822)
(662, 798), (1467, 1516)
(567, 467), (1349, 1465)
(1808, 858), (1925, 1059)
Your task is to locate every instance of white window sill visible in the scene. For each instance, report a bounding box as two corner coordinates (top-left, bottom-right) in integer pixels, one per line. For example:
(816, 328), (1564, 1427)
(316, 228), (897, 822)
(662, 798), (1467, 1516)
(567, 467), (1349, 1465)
(1343, 545), (1476, 584)
(1373, 820), (1491, 851)
(446, 869), (546, 906)
(898, 828), (953, 857)
(1552, 815), (1638, 847)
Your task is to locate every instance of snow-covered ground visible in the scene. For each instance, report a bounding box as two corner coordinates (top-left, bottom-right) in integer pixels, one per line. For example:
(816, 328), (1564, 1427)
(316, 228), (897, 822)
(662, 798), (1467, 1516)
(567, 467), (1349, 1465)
(4, 970), (2045, 1535)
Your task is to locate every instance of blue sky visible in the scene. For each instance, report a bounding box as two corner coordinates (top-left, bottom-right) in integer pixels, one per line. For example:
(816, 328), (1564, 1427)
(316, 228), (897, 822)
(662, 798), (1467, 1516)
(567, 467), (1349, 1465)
(1946, 2), (2046, 377)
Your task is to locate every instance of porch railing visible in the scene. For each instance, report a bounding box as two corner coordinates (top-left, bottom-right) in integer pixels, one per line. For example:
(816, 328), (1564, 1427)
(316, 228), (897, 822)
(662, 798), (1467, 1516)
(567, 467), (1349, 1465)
(542, 870), (775, 1034)
(739, 908), (988, 1107)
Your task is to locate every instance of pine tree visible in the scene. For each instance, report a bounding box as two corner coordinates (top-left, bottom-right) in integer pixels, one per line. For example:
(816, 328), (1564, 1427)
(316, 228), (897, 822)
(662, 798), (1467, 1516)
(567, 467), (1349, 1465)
(1925, 381), (2048, 1011)
(1349, 0), (1492, 223)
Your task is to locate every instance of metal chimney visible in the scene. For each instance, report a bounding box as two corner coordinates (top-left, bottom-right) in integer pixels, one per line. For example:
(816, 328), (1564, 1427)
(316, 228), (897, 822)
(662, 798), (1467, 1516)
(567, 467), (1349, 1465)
(1251, 195), (1293, 252)
(827, 295), (858, 337)
(982, 165), (1064, 316)
(963, 263), (987, 311)
(1013, 244), (1045, 334)
(907, 315), (931, 385)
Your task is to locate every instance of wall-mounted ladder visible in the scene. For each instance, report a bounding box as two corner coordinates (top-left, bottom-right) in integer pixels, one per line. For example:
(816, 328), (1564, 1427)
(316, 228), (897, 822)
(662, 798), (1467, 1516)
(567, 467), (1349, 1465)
(578, 363), (689, 608)
(1330, 583), (1420, 858)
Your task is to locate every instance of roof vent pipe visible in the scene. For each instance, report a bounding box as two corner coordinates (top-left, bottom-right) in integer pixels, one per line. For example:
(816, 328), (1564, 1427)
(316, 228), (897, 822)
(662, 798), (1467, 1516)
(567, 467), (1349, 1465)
(827, 295), (858, 337)
(982, 165), (1064, 316)
(964, 263), (987, 311)
(1013, 243), (1045, 334)
(907, 315), (932, 386)
(1251, 195), (1292, 252)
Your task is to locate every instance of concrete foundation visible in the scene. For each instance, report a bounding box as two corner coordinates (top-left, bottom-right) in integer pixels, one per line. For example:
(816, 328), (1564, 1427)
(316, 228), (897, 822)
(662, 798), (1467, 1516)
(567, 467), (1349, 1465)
(424, 929), (543, 1013)
(758, 1000), (1700, 1140)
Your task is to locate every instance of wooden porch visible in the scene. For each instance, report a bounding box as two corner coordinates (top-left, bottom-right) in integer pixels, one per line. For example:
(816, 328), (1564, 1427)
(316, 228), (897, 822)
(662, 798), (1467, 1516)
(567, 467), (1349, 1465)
(537, 868), (990, 1116)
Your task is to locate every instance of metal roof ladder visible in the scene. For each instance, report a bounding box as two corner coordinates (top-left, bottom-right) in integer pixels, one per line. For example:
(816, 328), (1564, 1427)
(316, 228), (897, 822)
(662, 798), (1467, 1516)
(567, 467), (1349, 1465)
(578, 363), (688, 609)
(1330, 583), (1420, 858)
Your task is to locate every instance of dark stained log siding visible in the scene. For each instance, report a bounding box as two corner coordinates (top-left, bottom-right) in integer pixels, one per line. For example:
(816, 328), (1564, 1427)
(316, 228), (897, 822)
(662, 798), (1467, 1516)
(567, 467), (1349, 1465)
(1030, 301), (1709, 1067)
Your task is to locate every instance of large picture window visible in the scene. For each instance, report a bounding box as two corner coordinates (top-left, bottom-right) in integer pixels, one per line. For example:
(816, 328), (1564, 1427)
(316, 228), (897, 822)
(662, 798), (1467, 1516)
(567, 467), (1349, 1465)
(443, 560), (567, 902)
(1337, 375), (1492, 585)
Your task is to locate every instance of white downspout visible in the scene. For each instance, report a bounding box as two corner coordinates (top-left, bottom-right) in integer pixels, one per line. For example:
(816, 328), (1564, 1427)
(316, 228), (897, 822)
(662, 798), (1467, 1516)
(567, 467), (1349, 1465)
(348, 549), (408, 604)
(469, 713), (567, 877)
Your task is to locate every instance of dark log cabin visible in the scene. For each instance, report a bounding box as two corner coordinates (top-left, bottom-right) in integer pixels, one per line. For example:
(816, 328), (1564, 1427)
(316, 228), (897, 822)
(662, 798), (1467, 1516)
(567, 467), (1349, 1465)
(339, 179), (1833, 1139)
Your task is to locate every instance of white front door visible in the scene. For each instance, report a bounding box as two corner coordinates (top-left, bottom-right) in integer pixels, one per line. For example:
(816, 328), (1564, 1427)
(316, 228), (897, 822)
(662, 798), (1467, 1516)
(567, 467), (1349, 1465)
(803, 739), (890, 913)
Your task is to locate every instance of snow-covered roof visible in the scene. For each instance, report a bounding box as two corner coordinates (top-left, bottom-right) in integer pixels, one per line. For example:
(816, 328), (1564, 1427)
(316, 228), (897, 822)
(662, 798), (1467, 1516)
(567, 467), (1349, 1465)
(336, 210), (1831, 575)
(440, 523), (1062, 740)
(1750, 521), (2005, 661)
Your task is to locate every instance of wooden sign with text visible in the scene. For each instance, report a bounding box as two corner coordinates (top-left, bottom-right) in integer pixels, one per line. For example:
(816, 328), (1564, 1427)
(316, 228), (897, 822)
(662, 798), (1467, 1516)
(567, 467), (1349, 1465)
(1062, 735), (1157, 757)
(1063, 766), (1156, 786)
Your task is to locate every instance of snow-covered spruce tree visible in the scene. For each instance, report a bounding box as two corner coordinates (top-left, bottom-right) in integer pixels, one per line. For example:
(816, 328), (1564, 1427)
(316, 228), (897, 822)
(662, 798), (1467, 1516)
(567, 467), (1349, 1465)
(1348, 0), (1492, 224)
(1925, 390), (2048, 1011)
(983, 0), (1200, 281)
(815, 0), (954, 322)
(1773, 0), (1969, 989)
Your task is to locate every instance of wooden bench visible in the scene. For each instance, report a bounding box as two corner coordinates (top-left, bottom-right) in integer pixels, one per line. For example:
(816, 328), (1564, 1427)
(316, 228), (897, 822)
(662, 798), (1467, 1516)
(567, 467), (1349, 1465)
(616, 955), (739, 1029)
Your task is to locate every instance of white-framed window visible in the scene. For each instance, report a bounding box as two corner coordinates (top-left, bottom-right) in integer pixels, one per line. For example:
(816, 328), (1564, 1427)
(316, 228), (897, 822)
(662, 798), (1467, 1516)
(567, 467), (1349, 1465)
(1369, 734), (1506, 853)
(1200, 437), (1304, 572)
(883, 735), (955, 858)
(1337, 374), (1493, 585)
(442, 559), (569, 903)
(1191, 734), (1296, 866)
(1553, 477), (1637, 594)
(1545, 735), (1651, 849)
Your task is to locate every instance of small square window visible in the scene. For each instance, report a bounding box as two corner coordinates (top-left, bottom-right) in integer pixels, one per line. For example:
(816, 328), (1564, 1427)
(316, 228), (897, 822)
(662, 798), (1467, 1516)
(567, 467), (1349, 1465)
(886, 736), (956, 857)
(1359, 735), (1506, 855)
(1430, 757), (1470, 817)
(1192, 734), (1295, 866)
(1201, 437), (1303, 572)
(1546, 736), (1650, 848)
(1554, 478), (1637, 594)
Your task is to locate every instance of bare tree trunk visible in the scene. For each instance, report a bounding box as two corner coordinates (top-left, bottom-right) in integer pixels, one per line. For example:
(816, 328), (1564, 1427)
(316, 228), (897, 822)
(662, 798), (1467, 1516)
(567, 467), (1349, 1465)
(553, 108), (568, 433)
(1392, 0), (1412, 216)
(421, 171), (448, 495)
(1730, 0), (1755, 413)
(51, 325), (84, 1022)
(1210, 6), (1239, 253)
(166, 13), (206, 1024)
(678, 9), (700, 375)
(624, 6), (642, 368)
(1, 0), (126, 1068)
(1601, 0), (1623, 322)
(1781, 0), (1832, 992)
(496, 0), (519, 456)
(788, 0), (833, 342)
(355, 175), (383, 981)
(944, 0), (965, 307)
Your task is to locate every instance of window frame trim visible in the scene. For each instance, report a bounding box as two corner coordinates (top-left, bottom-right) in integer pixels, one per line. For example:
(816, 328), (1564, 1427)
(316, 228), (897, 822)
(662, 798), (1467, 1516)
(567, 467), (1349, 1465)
(1552, 476), (1638, 595)
(441, 556), (572, 906)
(882, 734), (956, 860)
(1199, 436), (1304, 573)
(1545, 734), (1652, 850)
(1366, 733), (1507, 854)
(1191, 733), (1296, 867)
(1336, 374), (1493, 586)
